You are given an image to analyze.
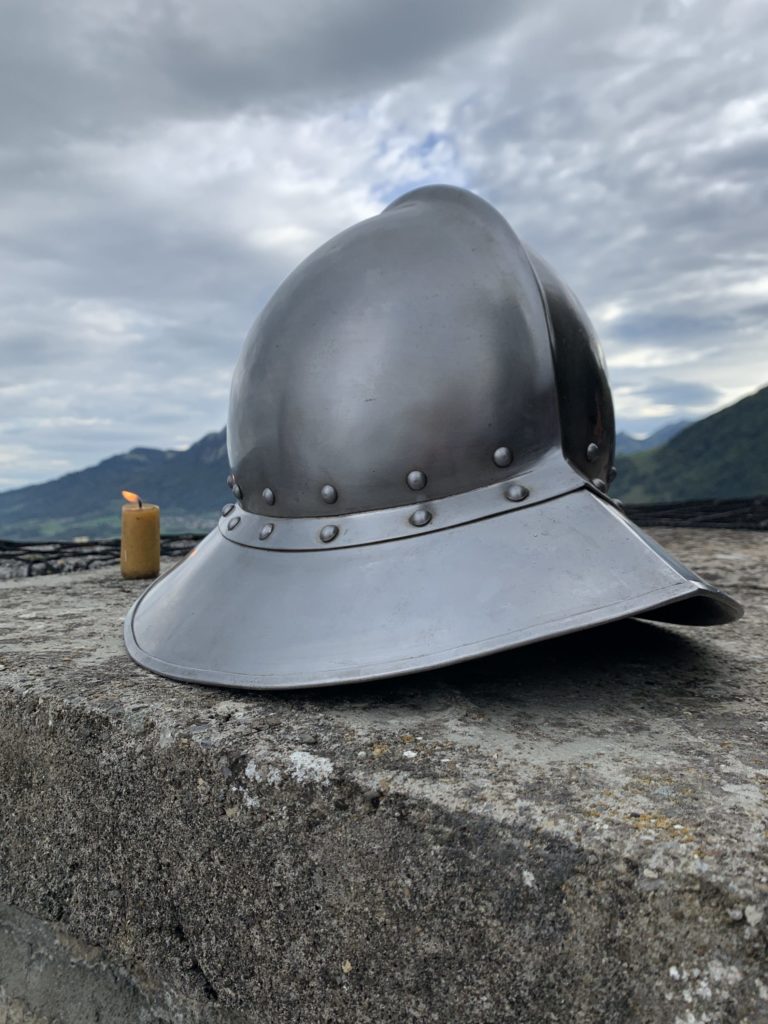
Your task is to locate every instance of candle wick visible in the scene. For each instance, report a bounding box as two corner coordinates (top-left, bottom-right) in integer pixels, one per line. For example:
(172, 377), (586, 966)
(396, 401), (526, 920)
(137, 498), (143, 509)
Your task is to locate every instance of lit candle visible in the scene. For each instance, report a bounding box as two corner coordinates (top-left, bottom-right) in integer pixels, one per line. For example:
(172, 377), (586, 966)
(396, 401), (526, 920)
(120, 490), (160, 579)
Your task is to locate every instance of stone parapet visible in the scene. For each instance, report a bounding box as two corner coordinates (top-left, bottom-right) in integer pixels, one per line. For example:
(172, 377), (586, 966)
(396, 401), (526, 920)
(0, 529), (766, 1023)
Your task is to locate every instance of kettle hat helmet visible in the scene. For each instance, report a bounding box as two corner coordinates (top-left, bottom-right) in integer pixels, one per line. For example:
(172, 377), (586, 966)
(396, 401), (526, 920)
(124, 186), (742, 689)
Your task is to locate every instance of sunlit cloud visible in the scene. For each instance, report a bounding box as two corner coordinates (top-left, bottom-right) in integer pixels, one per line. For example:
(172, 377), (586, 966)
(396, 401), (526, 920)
(606, 345), (717, 369)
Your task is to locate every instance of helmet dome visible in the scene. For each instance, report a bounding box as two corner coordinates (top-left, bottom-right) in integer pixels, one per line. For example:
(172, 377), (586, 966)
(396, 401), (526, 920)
(227, 185), (610, 518)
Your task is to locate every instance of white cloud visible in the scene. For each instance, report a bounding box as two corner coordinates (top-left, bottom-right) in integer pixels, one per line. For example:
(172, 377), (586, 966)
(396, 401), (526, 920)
(0, 0), (766, 488)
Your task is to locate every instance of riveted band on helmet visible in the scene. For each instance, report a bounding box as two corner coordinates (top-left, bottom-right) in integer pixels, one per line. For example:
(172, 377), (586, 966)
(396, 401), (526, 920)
(219, 451), (583, 552)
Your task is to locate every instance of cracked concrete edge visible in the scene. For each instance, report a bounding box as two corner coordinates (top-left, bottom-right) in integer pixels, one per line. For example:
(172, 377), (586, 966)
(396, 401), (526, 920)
(1, 694), (766, 1024)
(0, 902), (252, 1024)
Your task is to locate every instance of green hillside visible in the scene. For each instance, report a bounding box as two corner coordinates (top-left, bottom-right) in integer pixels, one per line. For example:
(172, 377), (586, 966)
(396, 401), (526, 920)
(0, 430), (230, 541)
(613, 385), (768, 503)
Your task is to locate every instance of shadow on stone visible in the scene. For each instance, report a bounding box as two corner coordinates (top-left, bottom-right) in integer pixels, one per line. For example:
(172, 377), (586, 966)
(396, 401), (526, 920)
(204, 617), (732, 715)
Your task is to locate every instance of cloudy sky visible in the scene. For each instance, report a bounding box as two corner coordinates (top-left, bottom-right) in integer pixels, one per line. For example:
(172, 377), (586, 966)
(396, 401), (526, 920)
(2, 0), (766, 490)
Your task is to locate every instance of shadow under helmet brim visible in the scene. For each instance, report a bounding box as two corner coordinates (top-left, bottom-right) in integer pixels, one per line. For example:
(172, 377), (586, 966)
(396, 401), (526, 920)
(123, 488), (742, 691)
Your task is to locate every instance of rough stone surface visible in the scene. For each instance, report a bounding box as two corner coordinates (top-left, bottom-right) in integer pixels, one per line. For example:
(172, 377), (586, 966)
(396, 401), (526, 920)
(0, 528), (766, 1023)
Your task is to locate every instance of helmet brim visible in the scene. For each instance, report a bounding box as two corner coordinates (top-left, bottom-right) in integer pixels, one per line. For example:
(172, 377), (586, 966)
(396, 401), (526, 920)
(123, 488), (742, 690)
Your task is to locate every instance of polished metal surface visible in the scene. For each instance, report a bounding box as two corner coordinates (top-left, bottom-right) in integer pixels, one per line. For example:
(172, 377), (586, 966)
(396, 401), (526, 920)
(505, 483), (529, 502)
(407, 470), (427, 491)
(228, 186), (560, 518)
(124, 184), (743, 691)
(125, 489), (742, 691)
(409, 509), (432, 527)
(492, 446), (513, 468)
(526, 249), (616, 488)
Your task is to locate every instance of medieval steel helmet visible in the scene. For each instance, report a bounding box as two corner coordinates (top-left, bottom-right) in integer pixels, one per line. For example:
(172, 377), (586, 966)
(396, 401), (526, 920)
(124, 185), (742, 689)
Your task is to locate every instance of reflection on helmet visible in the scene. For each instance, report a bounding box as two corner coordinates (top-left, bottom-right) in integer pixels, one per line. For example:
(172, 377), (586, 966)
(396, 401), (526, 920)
(227, 186), (618, 521)
(228, 185), (568, 520)
(525, 248), (616, 490)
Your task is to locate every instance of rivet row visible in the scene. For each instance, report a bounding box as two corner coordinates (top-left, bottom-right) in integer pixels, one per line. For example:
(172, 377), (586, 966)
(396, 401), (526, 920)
(226, 445), (516, 505)
(223, 479), (537, 543)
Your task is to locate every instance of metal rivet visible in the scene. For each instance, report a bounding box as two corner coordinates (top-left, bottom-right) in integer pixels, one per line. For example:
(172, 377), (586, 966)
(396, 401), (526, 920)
(227, 473), (235, 490)
(493, 446), (513, 468)
(221, 503), (235, 516)
(592, 478), (607, 493)
(608, 465), (618, 483)
(406, 470), (427, 491)
(586, 443), (600, 463)
(321, 484), (338, 504)
(505, 483), (529, 503)
(259, 523), (274, 540)
(227, 516), (241, 531)
(409, 508), (432, 528)
(262, 487), (275, 506)
(613, 498), (625, 513)
(320, 525), (338, 543)
(232, 484), (243, 500)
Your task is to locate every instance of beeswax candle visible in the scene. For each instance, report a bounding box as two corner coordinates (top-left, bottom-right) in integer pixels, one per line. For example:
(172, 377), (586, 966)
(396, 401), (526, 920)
(120, 491), (160, 579)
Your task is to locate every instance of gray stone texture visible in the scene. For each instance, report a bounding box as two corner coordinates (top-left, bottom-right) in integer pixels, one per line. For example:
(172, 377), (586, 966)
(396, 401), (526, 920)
(0, 528), (766, 1023)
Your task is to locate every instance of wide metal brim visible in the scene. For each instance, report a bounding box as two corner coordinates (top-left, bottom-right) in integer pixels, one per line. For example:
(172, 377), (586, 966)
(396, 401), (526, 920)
(124, 489), (742, 690)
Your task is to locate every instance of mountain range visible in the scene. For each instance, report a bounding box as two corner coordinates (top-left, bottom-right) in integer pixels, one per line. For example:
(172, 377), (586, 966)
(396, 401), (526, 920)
(0, 386), (765, 540)
(0, 431), (230, 541)
(613, 384), (768, 504)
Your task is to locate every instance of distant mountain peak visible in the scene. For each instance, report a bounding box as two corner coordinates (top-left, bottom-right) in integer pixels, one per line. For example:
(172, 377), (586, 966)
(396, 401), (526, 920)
(615, 420), (690, 455)
(0, 427), (231, 540)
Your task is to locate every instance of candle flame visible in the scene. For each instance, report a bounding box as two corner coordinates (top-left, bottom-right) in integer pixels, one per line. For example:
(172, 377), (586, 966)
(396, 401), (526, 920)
(121, 490), (142, 507)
